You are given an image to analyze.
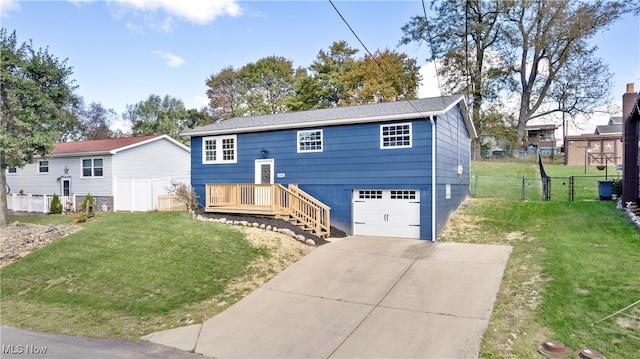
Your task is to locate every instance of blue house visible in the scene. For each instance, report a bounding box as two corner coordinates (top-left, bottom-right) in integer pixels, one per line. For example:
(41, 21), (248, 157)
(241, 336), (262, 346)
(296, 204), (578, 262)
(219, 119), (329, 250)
(184, 95), (476, 240)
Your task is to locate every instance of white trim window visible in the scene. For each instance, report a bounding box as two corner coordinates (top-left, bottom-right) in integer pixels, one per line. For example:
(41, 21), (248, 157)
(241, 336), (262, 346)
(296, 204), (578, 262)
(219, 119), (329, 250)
(297, 129), (323, 153)
(203, 135), (237, 164)
(81, 158), (104, 177)
(38, 160), (49, 174)
(380, 122), (412, 149)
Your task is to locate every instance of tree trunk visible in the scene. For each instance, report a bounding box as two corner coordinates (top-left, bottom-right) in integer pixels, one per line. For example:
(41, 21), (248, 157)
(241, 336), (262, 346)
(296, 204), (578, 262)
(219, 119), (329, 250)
(517, 91), (531, 149)
(471, 138), (482, 160)
(0, 164), (8, 228)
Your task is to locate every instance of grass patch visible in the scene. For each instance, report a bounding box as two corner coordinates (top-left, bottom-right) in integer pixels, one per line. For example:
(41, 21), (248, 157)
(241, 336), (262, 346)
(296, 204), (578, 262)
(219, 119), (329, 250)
(442, 161), (640, 358)
(9, 214), (76, 225)
(1, 212), (267, 339)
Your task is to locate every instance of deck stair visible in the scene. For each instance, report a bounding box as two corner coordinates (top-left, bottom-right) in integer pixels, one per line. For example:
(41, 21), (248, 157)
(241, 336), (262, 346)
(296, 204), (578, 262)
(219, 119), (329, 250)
(204, 183), (331, 238)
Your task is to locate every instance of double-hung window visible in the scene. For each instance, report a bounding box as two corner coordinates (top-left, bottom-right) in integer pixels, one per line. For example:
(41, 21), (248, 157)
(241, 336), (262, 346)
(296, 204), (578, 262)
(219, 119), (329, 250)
(203, 135), (237, 164)
(8, 167), (17, 174)
(380, 123), (412, 149)
(38, 161), (49, 174)
(82, 158), (103, 177)
(297, 129), (323, 153)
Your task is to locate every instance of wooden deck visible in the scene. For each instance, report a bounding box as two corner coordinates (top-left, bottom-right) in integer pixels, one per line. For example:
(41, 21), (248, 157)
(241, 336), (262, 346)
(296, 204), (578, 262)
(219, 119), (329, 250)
(204, 184), (331, 237)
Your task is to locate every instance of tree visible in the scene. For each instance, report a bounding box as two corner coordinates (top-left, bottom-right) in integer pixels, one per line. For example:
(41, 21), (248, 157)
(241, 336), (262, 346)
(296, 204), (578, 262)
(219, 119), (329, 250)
(206, 66), (241, 121)
(502, 0), (636, 145)
(81, 102), (117, 140)
(0, 29), (77, 227)
(123, 94), (189, 144)
(237, 56), (295, 116)
(287, 67), (325, 111)
(340, 48), (421, 105)
(401, 0), (506, 159)
(57, 94), (84, 142)
(307, 40), (359, 108)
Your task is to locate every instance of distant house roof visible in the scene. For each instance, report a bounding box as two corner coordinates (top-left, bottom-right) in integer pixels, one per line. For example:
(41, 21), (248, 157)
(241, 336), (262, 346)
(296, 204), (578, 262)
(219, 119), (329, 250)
(595, 124), (622, 135)
(184, 95), (477, 139)
(525, 124), (558, 131)
(51, 135), (190, 157)
(609, 116), (623, 125)
(565, 133), (622, 141)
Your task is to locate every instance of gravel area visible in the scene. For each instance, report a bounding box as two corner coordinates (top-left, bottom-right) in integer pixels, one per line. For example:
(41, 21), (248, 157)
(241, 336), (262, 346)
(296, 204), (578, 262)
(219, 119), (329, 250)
(195, 209), (347, 246)
(0, 221), (81, 267)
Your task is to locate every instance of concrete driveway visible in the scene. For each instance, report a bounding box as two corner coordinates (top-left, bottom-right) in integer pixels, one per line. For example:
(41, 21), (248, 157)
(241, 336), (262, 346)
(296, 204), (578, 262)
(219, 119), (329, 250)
(143, 236), (512, 359)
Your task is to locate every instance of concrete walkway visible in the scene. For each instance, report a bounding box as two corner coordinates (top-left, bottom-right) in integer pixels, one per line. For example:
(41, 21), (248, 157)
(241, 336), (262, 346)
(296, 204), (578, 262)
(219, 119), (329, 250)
(142, 236), (512, 359)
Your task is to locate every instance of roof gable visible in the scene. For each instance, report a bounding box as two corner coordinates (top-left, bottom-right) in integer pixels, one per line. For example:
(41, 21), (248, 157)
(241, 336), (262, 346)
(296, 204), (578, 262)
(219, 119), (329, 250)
(52, 135), (190, 156)
(184, 95), (476, 139)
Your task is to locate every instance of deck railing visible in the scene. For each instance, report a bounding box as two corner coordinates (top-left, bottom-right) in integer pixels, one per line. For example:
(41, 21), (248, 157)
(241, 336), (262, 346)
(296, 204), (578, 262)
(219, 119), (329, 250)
(205, 184), (330, 237)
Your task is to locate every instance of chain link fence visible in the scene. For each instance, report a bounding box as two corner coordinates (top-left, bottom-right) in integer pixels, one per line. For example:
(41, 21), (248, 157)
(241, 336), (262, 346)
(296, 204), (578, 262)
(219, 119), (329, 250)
(471, 173), (622, 202)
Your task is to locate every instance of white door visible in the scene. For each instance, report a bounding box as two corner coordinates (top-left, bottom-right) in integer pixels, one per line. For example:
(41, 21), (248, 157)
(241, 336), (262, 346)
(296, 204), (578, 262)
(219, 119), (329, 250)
(353, 189), (421, 239)
(254, 159), (274, 206)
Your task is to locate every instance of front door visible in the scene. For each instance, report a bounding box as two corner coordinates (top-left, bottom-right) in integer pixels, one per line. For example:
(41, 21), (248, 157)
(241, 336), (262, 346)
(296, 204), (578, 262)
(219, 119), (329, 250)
(61, 178), (71, 196)
(254, 159), (274, 206)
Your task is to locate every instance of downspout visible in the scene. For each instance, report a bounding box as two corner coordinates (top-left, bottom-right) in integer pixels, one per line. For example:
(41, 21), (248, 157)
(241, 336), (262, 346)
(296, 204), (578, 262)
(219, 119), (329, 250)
(430, 115), (437, 241)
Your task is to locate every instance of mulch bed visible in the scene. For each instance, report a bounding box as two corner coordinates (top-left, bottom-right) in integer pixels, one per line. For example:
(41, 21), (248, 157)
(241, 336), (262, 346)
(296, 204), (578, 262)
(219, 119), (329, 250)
(195, 209), (347, 246)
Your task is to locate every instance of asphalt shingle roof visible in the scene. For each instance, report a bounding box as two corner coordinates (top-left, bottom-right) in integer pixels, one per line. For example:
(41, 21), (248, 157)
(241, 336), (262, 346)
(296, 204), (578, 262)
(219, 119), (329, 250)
(185, 95), (469, 136)
(595, 124), (622, 134)
(50, 135), (185, 156)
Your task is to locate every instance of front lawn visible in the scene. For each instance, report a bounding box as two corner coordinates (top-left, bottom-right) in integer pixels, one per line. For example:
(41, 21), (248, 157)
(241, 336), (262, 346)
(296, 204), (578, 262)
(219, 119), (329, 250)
(0, 212), (298, 339)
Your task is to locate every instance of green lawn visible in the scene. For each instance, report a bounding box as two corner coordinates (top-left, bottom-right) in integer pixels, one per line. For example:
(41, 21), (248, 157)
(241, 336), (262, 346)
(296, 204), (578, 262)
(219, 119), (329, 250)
(443, 161), (640, 358)
(9, 213), (77, 225)
(1, 212), (268, 339)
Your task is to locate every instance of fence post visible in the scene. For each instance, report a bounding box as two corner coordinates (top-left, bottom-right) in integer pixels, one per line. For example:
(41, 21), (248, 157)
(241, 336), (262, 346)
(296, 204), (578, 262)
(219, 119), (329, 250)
(569, 176), (574, 202)
(541, 177), (550, 201)
(521, 176), (525, 201)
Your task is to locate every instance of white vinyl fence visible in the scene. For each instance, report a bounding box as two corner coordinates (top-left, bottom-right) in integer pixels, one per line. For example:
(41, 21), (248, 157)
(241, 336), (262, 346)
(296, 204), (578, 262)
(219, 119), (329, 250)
(113, 176), (190, 212)
(8, 194), (77, 214)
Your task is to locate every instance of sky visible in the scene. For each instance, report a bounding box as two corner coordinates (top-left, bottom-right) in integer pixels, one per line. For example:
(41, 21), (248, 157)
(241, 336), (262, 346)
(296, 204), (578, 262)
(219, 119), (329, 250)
(1, 0), (639, 135)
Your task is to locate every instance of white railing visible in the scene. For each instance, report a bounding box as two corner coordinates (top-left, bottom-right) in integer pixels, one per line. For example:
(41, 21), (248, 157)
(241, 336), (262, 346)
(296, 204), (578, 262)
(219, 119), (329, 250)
(7, 194), (77, 214)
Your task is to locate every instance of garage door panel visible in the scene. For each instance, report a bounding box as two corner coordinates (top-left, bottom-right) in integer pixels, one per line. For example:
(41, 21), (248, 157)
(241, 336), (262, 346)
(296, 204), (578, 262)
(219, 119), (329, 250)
(353, 190), (420, 239)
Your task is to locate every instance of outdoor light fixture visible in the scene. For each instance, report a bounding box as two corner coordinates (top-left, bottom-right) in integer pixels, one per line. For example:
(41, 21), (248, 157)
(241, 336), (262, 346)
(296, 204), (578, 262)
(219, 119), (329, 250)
(261, 148), (268, 158)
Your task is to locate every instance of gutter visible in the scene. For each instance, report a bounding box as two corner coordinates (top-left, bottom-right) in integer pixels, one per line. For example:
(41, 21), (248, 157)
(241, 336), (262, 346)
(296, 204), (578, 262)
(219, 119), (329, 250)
(430, 115), (437, 241)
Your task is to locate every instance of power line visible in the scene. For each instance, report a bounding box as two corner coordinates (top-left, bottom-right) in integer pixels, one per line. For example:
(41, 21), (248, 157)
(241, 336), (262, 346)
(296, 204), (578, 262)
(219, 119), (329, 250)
(328, 0), (382, 68)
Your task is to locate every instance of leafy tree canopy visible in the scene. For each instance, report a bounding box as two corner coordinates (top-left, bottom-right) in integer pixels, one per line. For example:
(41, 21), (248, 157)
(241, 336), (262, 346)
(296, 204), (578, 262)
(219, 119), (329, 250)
(0, 28), (78, 227)
(205, 41), (421, 119)
(123, 94), (193, 145)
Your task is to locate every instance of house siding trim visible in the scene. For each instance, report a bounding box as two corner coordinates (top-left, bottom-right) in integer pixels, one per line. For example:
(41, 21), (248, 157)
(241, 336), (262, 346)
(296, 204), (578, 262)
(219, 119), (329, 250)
(430, 115), (437, 240)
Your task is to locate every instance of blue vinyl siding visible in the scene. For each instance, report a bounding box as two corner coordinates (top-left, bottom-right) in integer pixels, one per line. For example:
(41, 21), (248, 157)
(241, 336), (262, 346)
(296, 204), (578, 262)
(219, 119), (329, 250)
(434, 105), (471, 237)
(191, 119), (434, 237)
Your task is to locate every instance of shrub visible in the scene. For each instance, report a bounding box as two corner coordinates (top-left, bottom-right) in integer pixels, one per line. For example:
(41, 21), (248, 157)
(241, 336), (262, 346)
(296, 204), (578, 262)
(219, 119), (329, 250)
(612, 179), (622, 197)
(166, 182), (199, 212)
(75, 212), (87, 223)
(81, 193), (95, 210)
(50, 194), (63, 214)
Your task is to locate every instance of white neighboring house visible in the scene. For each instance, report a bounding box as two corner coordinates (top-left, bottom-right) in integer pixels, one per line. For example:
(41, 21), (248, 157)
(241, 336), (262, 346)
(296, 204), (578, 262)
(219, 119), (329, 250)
(6, 135), (191, 212)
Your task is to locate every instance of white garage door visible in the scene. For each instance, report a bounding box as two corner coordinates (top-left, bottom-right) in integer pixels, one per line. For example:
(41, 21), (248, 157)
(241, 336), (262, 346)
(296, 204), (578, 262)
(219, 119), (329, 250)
(353, 189), (420, 239)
